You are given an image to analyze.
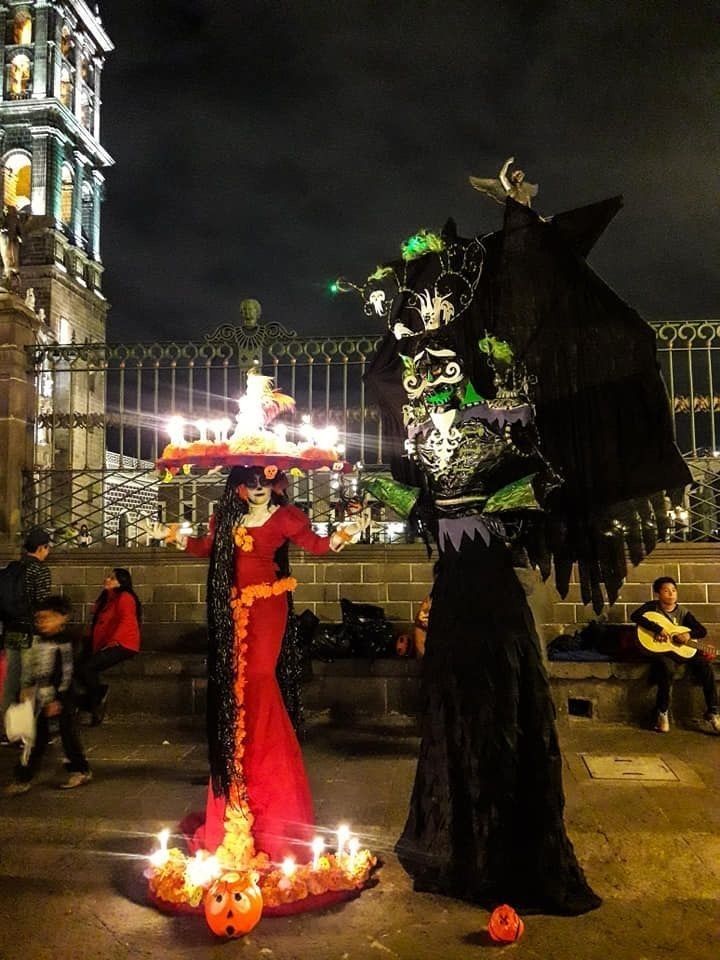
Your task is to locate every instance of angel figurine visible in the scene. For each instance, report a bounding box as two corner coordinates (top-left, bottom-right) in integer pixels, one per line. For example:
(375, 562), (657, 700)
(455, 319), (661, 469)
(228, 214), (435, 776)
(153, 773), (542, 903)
(469, 156), (538, 207)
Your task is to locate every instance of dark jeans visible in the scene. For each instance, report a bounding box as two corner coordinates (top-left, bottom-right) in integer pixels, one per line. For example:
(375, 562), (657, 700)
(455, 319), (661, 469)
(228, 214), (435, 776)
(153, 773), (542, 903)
(651, 653), (719, 714)
(16, 694), (89, 782)
(77, 646), (136, 710)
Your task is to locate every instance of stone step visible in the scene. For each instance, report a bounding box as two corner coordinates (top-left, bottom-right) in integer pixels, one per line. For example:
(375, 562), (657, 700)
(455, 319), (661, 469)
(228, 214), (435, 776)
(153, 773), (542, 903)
(85, 652), (720, 725)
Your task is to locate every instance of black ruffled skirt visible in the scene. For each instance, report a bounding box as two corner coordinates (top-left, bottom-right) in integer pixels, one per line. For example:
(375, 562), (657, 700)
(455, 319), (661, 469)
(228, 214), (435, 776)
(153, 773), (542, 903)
(396, 537), (601, 915)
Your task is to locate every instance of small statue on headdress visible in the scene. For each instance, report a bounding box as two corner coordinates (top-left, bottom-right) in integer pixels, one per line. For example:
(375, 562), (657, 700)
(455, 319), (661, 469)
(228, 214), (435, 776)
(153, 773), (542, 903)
(469, 156), (538, 208)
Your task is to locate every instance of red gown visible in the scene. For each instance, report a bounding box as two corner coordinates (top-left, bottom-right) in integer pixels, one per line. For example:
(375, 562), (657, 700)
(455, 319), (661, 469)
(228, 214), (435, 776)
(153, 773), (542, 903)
(185, 504), (331, 863)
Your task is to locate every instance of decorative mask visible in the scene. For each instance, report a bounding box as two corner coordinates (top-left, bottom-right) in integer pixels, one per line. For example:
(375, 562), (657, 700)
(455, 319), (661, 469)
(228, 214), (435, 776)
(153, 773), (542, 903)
(487, 904), (525, 943)
(204, 871), (263, 938)
(400, 344), (464, 404)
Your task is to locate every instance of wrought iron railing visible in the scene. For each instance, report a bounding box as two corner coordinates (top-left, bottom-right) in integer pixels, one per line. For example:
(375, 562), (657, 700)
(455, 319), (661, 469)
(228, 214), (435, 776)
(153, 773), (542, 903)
(21, 317), (720, 545)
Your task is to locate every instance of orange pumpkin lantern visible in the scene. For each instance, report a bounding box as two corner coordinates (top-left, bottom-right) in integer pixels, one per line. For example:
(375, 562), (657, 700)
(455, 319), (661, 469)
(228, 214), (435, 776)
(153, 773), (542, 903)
(204, 871), (263, 938)
(487, 904), (525, 943)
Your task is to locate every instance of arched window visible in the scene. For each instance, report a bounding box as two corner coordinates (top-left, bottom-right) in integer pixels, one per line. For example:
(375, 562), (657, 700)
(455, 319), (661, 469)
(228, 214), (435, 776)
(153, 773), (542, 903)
(3, 151), (32, 210)
(8, 53), (31, 97)
(60, 64), (73, 106)
(81, 181), (93, 243)
(60, 163), (74, 225)
(12, 11), (32, 45)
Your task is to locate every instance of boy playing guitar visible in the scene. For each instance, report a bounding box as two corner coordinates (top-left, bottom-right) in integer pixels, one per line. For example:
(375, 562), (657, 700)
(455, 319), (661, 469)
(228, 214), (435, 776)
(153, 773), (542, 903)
(630, 576), (720, 734)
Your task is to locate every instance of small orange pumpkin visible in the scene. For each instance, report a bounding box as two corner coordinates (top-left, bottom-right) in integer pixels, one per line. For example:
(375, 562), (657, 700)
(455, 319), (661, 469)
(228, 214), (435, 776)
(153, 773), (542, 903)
(487, 903), (525, 943)
(204, 870), (263, 938)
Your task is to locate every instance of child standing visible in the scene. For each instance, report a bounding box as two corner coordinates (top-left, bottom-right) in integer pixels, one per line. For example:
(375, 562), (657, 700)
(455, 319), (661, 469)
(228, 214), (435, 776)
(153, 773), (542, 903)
(3, 595), (91, 794)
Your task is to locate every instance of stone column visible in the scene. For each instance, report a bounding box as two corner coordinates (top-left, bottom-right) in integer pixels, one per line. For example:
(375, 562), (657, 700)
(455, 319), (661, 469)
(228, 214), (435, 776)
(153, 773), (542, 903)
(51, 6), (63, 101)
(73, 34), (83, 120)
(0, 292), (42, 541)
(91, 169), (103, 261)
(48, 130), (66, 225)
(30, 128), (50, 215)
(72, 149), (86, 247)
(92, 57), (102, 141)
(31, 0), (50, 98)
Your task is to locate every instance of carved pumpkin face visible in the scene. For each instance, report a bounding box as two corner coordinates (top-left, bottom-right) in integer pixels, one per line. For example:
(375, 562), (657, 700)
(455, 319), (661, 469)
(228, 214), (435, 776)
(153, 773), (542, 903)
(487, 904), (525, 943)
(204, 871), (263, 938)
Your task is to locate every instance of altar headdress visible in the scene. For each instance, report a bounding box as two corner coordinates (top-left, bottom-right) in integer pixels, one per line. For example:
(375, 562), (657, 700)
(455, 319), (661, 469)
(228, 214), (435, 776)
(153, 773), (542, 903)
(156, 369), (348, 475)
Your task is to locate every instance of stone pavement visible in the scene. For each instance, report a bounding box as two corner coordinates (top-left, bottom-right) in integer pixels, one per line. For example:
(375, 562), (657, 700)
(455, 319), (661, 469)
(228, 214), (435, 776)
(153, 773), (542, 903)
(0, 713), (718, 960)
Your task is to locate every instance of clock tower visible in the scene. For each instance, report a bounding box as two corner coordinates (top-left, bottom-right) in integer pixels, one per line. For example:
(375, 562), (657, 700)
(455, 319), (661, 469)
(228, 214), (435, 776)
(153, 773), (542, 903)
(0, 0), (113, 343)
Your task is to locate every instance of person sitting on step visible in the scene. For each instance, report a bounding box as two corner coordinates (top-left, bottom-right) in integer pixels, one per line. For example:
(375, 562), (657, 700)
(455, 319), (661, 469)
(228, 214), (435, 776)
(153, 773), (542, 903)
(77, 568), (141, 726)
(630, 576), (720, 734)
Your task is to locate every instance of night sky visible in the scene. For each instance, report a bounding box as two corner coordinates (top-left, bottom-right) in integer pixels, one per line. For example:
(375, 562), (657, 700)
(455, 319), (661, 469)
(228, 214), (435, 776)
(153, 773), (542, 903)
(99, 1), (719, 342)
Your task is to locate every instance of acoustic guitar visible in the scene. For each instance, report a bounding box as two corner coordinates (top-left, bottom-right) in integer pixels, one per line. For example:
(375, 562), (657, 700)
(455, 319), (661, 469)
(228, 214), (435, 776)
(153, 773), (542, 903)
(636, 610), (718, 660)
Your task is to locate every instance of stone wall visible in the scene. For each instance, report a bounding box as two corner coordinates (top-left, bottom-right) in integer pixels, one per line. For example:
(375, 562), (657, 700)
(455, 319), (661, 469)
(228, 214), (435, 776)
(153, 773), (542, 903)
(1, 541), (717, 651)
(0, 543), (435, 650)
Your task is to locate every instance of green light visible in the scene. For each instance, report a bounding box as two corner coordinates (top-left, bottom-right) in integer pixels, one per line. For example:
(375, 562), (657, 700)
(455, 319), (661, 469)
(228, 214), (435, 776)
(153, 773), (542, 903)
(328, 281), (340, 295)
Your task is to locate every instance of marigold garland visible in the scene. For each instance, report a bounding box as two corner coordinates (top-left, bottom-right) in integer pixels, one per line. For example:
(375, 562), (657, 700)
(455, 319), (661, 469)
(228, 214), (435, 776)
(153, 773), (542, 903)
(232, 525), (255, 552)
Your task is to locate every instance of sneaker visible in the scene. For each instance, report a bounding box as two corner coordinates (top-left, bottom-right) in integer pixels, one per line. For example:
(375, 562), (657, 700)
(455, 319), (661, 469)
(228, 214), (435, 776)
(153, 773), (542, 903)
(705, 711), (720, 734)
(3, 781), (31, 796)
(59, 771), (92, 790)
(654, 711), (670, 733)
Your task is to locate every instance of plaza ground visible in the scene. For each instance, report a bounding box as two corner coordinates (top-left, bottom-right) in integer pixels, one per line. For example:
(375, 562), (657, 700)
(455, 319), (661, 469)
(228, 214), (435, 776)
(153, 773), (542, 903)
(0, 712), (718, 960)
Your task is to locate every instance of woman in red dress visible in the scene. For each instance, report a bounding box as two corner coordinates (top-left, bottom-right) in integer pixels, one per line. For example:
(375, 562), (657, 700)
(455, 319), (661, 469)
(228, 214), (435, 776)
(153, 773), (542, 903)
(168, 465), (356, 869)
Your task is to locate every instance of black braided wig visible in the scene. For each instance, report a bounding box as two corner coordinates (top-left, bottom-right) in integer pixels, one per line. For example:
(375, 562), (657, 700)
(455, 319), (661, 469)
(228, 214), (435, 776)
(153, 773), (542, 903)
(205, 466), (292, 800)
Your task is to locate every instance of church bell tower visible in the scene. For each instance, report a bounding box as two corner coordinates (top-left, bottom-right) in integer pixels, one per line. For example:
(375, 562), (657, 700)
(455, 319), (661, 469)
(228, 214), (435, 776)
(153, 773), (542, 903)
(0, 0), (113, 343)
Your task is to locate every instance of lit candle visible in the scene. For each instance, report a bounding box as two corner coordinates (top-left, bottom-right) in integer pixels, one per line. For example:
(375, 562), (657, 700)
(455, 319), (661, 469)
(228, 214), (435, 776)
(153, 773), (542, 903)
(273, 422), (288, 444)
(281, 856), (296, 878)
(166, 417), (186, 447)
(195, 419), (208, 443)
(217, 417), (232, 442)
(311, 836), (325, 870)
(149, 828), (170, 868)
(347, 837), (360, 871)
(336, 823), (350, 862)
(185, 852), (220, 887)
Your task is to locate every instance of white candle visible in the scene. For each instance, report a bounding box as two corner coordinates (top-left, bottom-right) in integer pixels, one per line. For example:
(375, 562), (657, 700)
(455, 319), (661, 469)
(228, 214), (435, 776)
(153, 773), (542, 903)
(195, 419), (208, 443)
(149, 827), (170, 868)
(166, 417), (186, 447)
(281, 856), (296, 878)
(336, 823), (350, 862)
(311, 836), (325, 870)
(217, 417), (232, 442)
(185, 852), (220, 887)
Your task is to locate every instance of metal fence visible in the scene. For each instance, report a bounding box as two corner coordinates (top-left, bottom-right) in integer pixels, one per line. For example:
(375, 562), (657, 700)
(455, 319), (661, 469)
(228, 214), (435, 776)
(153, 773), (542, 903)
(21, 317), (720, 546)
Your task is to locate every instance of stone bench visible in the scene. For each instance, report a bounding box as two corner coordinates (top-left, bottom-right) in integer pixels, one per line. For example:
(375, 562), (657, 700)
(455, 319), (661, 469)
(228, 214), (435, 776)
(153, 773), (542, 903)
(93, 652), (720, 725)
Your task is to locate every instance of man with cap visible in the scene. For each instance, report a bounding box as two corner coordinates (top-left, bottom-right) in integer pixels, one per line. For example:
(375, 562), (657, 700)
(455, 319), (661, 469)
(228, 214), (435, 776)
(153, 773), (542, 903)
(1, 529), (52, 741)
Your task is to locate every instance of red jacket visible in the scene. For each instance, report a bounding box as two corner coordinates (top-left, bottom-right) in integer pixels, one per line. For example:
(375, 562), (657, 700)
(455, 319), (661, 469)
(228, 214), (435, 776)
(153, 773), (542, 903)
(91, 590), (141, 654)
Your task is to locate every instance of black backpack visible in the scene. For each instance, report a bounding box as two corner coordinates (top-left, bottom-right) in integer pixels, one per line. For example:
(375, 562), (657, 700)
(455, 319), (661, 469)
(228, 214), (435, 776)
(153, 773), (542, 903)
(0, 561), (29, 625)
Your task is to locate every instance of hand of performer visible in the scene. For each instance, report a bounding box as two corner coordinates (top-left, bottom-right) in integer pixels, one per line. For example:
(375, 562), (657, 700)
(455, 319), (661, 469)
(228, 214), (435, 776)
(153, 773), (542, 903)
(329, 514), (370, 552)
(657, 629), (671, 643)
(142, 519), (182, 546)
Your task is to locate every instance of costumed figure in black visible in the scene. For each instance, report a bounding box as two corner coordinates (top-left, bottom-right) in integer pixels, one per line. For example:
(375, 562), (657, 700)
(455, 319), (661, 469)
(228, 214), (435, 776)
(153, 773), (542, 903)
(339, 193), (690, 915)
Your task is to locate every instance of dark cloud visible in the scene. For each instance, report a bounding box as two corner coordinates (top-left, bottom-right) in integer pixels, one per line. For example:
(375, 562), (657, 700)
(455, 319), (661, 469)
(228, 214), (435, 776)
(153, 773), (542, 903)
(99, 0), (720, 341)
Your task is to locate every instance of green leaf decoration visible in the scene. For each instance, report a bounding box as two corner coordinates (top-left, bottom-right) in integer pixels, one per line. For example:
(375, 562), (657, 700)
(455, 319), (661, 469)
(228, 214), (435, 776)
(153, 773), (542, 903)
(400, 229), (445, 262)
(360, 475), (420, 519)
(368, 265), (395, 281)
(484, 474), (540, 513)
(478, 335), (514, 366)
(461, 381), (484, 405)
